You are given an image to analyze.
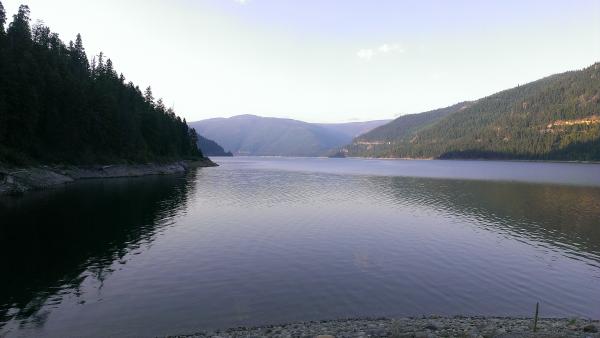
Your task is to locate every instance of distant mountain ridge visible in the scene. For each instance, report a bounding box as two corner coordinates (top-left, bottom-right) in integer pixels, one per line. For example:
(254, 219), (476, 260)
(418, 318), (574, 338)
(189, 115), (389, 157)
(315, 120), (392, 139)
(196, 134), (232, 157)
(354, 102), (472, 143)
(345, 63), (600, 161)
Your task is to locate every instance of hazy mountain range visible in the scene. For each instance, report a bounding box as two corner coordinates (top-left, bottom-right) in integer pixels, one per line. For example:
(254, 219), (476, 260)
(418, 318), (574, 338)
(189, 116), (389, 156)
(191, 63), (599, 161)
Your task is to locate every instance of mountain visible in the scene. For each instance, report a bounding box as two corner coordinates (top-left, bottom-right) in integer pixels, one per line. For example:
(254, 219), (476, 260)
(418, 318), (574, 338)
(315, 120), (391, 139)
(345, 63), (600, 161)
(0, 4), (204, 165)
(196, 134), (232, 157)
(353, 103), (472, 143)
(188, 115), (388, 156)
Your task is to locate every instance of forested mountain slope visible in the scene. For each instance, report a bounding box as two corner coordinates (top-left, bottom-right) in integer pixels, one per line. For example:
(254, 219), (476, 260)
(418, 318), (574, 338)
(0, 4), (203, 164)
(196, 134), (232, 157)
(345, 63), (600, 160)
(355, 102), (471, 143)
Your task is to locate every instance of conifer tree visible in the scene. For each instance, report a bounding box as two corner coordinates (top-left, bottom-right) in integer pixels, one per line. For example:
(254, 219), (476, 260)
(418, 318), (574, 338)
(144, 86), (154, 105)
(0, 0), (6, 35)
(0, 3), (203, 164)
(70, 33), (89, 74)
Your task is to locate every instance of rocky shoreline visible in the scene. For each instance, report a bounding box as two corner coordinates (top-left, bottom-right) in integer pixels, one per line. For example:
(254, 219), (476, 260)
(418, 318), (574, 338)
(173, 317), (599, 338)
(0, 158), (217, 195)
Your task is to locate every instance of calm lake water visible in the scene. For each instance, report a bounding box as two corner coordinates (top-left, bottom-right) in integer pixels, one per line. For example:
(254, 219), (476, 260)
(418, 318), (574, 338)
(1, 157), (600, 337)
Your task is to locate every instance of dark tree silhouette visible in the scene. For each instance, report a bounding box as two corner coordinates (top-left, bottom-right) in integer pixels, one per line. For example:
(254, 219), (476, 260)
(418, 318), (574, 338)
(0, 2), (204, 164)
(0, 1), (6, 34)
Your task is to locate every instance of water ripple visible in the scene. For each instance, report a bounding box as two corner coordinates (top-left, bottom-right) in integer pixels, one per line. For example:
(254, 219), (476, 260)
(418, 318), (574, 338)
(1, 158), (600, 337)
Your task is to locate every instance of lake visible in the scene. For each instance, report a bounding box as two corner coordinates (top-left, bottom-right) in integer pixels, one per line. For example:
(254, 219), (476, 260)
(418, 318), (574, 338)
(1, 157), (600, 337)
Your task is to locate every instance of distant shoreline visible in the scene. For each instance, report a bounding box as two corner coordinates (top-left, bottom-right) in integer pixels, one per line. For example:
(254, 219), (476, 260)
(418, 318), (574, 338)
(344, 156), (600, 164)
(221, 154), (600, 164)
(173, 316), (599, 338)
(0, 158), (217, 196)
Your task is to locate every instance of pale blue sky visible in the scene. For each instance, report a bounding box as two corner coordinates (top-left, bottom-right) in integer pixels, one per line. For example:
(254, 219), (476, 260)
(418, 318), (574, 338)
(3, 0), (600, 122)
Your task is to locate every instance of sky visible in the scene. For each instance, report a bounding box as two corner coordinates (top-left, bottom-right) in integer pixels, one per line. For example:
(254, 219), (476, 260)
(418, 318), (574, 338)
(3, 0), (600, 123)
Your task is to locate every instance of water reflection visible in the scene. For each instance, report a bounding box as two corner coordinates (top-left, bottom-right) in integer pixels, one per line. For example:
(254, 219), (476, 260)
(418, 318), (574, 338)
(1, 159), (600, 337)
(0, 171), (196, 329)
(367, 176), (600, 264)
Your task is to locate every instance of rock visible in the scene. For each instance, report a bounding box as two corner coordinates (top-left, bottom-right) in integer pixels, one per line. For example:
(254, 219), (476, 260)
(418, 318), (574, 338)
(368, 329), (385, 336)
(174, 317), (600, 338)
(0, 160), (216, 196)
(424, 324), (438, 331)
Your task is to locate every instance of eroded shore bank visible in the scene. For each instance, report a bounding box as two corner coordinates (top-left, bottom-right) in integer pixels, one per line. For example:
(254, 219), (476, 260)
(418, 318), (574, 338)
(172, 317), (599, 338)
(0, 158), (217, 195)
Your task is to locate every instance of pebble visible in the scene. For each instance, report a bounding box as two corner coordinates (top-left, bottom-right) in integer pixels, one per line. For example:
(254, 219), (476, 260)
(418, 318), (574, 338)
(585, 324), (598, 333)
(172, 317), (600, 338)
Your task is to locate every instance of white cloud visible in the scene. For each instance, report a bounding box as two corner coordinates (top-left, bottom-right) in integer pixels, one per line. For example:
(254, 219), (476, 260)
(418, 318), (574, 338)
(379, 43), (403, 53)
(357, 49), (375, 60)
(357, 43), (405, 61)
(234, 0), (249, 4)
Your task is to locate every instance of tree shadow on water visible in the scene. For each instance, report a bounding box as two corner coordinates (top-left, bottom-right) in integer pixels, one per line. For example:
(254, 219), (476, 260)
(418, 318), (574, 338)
(0, 171), (197, 330)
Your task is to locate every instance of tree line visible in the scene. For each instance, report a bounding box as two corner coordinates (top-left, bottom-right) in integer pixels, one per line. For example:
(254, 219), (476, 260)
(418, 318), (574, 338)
(347, 62), (600, 161)
(0, 3), (203, 164)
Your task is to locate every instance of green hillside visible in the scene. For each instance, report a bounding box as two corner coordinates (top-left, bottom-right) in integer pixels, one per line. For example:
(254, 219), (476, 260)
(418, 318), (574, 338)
(356, 102), (471, 143)
(346, 63), (600, 161)
(196, 134), (232, 157)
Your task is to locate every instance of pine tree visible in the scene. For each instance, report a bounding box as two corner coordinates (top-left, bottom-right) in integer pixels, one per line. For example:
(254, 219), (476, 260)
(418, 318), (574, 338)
(7, 5), (31, 51)
(90, 56), (97, 75)
(156, 98), (166, 113)
(70, 33), (89, 75)
(4, 5), (36, 153)
(144, 86), (154, 105)
(105, 58), (115, 77)
(96, 51), (104, 73)
(0, 1), (5, 143)
(0, 0), (6, 35)
(75, 33), (84, 54)
(0, 3), (203, 164)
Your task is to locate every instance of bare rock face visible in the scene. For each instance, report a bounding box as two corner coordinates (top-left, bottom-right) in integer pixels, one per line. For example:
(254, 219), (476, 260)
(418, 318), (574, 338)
(61, 162), (190, 179)
(12, 167), (75, 188)
(0, 167), (73, 195)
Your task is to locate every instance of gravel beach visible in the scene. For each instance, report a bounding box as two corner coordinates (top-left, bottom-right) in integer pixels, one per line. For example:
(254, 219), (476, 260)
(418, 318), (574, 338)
(172, 317), (600, 338)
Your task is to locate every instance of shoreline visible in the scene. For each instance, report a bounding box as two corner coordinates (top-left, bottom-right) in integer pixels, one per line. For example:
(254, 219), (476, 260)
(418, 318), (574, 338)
(0, 158), (217, 196)
(225, 155), (600, 164)
(173, 316), (600, 338)
(342, 156), (600, 165)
